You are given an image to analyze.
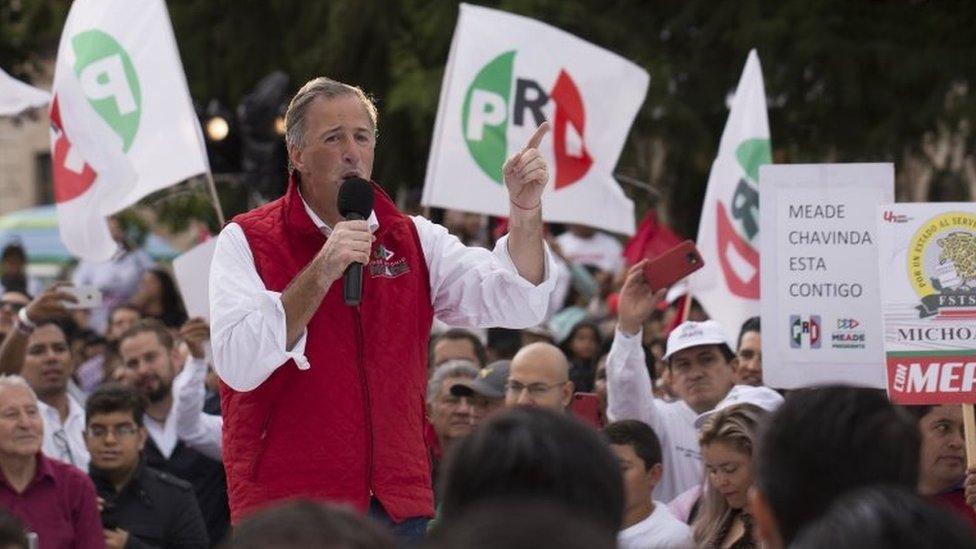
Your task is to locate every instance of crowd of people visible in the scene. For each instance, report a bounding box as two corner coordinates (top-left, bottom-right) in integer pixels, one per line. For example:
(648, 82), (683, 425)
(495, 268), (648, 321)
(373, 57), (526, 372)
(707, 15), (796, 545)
(1, 76), (975, 549)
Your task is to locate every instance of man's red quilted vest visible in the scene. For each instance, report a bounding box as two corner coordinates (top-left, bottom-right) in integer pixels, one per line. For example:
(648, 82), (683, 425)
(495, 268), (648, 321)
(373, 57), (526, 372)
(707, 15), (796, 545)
(221, 174), (435, 523)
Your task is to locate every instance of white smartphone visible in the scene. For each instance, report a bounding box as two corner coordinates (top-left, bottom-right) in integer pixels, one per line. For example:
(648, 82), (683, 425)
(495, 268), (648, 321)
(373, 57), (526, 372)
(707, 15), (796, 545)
(61, 286), (103, 309)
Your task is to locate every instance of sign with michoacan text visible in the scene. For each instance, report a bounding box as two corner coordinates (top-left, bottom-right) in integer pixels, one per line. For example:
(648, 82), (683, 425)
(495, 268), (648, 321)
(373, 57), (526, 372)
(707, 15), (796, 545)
(877, 203), (976, 404)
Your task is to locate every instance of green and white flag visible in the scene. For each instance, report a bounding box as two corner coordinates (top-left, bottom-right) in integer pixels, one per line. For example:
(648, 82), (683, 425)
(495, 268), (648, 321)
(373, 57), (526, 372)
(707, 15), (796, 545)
(422, 3), (648, 235)
(688, 50), (771, 333)
(50, 0), (208, 261)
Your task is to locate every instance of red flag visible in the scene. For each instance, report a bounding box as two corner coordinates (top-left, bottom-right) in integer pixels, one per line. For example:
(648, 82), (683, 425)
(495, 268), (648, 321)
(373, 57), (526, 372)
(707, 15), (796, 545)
(623, 209), (684, 267)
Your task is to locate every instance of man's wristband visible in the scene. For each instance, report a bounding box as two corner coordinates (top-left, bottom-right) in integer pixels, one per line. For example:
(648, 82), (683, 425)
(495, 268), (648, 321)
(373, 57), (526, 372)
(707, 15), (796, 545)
(510, 198), (541, 211)
(16, 307), (36, 335)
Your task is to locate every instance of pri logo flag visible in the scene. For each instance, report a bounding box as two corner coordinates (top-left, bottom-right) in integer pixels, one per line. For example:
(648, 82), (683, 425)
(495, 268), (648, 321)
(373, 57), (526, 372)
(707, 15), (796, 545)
(50, 0), (208, 261)
(688, 50), (771, 333)
(422, 3), (649, 235)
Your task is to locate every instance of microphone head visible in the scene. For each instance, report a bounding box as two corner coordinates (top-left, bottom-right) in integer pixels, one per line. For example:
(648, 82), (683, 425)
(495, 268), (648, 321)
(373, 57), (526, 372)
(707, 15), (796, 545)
(337, 177), (374, 219)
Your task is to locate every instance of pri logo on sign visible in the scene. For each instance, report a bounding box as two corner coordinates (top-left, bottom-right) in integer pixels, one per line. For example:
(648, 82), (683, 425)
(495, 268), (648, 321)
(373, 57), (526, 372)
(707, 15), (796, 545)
(463, 50), (591, 188)
(789, 314), (821, 349)
(907, 212), (976, 319)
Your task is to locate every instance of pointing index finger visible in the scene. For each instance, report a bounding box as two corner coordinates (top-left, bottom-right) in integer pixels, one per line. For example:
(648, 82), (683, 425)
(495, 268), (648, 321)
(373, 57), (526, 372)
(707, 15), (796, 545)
(522, 121), (551, 152)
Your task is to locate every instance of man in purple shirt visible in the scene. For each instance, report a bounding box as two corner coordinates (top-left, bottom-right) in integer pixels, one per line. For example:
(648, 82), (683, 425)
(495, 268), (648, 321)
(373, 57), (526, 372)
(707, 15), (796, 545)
(0, 375), (103, 549)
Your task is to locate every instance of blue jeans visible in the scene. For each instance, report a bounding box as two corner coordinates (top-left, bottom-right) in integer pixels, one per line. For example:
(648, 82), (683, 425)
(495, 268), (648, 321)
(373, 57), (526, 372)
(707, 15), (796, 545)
(368, 497), (429, 546)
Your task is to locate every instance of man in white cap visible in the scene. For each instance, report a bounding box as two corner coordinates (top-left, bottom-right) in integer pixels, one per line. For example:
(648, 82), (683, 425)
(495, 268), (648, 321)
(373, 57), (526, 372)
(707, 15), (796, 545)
(605, 260), (780, 503)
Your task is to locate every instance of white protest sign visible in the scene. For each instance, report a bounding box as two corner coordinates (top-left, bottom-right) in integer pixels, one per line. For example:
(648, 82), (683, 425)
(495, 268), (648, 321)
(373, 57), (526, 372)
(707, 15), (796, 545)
(877, 203), (976, 404)
(173, 239), (217, 321)
(422, 3), (648, 235)
(760, 163), (893, 389)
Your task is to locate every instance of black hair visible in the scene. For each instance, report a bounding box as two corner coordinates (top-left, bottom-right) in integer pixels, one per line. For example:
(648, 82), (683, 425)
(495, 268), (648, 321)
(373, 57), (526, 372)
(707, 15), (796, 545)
(220, 500), (392, 549)
(439, 407), (624, 537)
(903, 405), (935, 422)
(603, 420), (663, 470)
(756, 386), (920, 545)
(665, 343), (736, 369)
(85, 383), (147, 428)
(736, 316), (760, 350)
(34, 316), (77, 343)
(431, 328), (488, 368)
(145, 268), (187, 328)
(428, 500), (615, 549)
(0, 509), (28, 549)
(0, 244), (26, 262)
(791, 486), (976, 549)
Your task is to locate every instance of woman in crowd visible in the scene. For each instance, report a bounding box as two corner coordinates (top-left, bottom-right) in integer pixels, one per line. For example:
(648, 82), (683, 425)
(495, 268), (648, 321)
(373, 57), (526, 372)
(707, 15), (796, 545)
(907, 405), (976, 530)
(691, 403), (767, 549)
(129, 267), (187, 329)
(560, 320), (603, 392)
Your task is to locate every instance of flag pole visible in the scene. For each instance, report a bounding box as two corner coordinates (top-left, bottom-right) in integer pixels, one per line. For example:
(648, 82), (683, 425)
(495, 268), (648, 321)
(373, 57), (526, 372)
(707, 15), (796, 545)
(203, 171), (226, 227)
(964, 404), (976, 469)
(681, 291), (693, 322)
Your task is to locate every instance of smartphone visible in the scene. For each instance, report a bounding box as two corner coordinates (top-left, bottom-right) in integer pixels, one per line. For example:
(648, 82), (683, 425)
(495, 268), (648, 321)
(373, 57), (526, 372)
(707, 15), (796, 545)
(61, 286), (103, 309)
(571, 392), (602, 428)
(643, 240), (705, 292)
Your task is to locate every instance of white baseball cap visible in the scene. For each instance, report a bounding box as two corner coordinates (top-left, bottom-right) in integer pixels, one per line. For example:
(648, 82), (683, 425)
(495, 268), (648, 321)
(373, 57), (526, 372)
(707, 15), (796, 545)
(694, 385), (785, 429)
(663, 320), (736, 362)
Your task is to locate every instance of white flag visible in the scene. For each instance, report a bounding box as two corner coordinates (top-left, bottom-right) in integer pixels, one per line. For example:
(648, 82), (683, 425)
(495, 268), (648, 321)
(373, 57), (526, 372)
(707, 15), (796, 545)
(0, 66), (50, 116)
(422, 3), (648, 235)
(687, 50), (771, 334)
(50, 0), (208, 261)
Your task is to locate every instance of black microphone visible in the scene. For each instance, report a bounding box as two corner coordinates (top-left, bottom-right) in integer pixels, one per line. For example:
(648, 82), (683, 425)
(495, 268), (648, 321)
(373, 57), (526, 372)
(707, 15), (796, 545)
(337, 177), (374, 306)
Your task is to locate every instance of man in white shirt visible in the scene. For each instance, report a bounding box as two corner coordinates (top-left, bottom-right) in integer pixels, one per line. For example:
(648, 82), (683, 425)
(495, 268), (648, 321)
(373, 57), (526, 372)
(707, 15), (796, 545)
(606, 260), (738, 502)
(605, 420), (692, 549)
(209, 76), (556, 540)
(0, 286), (89, 471)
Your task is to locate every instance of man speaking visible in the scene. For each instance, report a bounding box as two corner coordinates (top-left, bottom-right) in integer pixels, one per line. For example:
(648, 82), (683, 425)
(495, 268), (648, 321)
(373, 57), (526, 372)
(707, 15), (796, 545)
(208, 77), (556, 538)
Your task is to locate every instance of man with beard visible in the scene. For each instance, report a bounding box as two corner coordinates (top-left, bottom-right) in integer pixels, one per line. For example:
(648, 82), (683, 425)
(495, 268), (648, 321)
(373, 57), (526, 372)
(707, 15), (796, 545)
(0, 285), (88, 470)
(117, 318), (229, 545)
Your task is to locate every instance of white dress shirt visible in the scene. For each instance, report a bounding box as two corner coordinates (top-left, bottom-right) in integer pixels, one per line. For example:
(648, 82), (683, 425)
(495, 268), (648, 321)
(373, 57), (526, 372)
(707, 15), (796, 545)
(172, 356), (223, 461)
(210, 197), (557, 392)
(144, 356), (222, 460)
(606, 328), (702, 502)
(618, 502), (693, 549)
(39, 395), (89, 471)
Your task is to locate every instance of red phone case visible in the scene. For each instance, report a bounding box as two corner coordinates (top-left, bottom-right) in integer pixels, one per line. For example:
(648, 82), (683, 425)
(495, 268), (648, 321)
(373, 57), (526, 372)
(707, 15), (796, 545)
(643, 240), (705, 292)
(570, 392), (602, 428)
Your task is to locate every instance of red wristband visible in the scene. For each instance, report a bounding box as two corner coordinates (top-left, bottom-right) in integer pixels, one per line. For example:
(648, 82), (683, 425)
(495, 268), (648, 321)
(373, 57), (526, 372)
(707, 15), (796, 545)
(510, 198), (541, 211)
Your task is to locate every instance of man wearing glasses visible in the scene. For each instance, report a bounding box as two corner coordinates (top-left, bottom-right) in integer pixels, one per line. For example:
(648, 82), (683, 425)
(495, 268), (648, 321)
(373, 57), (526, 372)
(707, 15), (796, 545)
(85, 384), (208, 549)
(504, 342), (574, 412)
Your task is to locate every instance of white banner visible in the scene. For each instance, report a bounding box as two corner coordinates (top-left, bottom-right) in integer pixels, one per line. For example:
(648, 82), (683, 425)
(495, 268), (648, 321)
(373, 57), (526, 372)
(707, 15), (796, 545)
(760, 163), (893, 389)
(877, 203), (976, 404)
(0, 67), (50, 116)
(50, 0), (208, 261)
(687, 50), (769, 333)
(422, 3), (648, 235)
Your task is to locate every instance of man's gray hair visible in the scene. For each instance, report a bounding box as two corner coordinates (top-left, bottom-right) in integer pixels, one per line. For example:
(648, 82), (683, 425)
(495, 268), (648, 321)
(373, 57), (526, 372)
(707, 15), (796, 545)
(426, 360), (479, 407)
(284, 77), (378, 151)
(0, 374), (37, 401)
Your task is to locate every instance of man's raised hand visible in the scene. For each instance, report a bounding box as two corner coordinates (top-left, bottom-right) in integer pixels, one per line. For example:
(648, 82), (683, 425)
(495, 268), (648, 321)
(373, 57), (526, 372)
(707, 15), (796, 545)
(504, 121), (551, 211)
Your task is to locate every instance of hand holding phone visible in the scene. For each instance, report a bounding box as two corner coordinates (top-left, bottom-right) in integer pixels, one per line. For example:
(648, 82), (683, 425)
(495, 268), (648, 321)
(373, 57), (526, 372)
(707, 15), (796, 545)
(643, 240), (704, 292)
(61, 286), (102, 310)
